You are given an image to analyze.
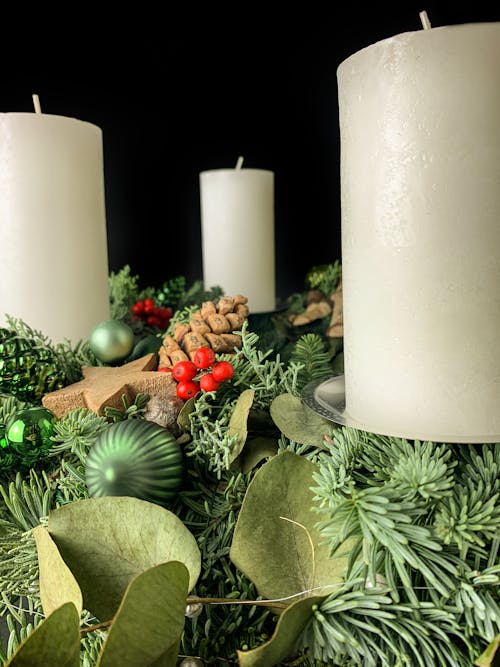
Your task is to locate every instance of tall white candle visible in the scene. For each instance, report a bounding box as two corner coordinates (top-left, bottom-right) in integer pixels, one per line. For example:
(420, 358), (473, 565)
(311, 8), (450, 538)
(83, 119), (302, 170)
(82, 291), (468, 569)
(337, 21), (500, 442)
(199, 163), (275, 313)
(0, 111), (110, 344)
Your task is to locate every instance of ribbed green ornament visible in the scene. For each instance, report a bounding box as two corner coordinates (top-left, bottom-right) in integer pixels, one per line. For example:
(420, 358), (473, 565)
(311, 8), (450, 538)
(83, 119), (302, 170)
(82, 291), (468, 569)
(85, 420), (184, 506)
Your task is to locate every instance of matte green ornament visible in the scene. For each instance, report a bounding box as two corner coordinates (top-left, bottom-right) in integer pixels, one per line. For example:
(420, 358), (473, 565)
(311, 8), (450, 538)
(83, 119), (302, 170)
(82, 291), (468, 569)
(85, 420), (184, 506)
(89, 320), (134, 364)
(5, 406), (56, 465)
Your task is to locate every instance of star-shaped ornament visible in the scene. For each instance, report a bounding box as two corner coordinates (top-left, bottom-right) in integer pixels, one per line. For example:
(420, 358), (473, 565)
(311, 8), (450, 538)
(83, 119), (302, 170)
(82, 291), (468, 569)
(42, 354), (177, 419)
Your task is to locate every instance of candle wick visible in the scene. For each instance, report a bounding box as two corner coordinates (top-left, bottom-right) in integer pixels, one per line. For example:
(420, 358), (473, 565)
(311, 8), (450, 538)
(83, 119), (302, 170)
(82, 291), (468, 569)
(235, 156), (244, 170)
(419, 10), (432, 30)
(32, 94), (42, 114)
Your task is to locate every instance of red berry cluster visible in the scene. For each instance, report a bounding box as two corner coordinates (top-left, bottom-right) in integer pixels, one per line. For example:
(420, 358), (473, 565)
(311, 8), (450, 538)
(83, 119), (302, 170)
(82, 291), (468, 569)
(165, 347), (234, 400)
(132, 297), (173, 329)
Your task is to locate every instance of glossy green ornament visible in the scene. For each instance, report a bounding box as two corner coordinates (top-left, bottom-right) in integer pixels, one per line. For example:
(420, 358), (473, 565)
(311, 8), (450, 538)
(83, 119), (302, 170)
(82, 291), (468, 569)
(85, 420), (184, 506)
(0, 327), (67, 401)
(5, 406), (56, 465)
(89, 320), (135, 364)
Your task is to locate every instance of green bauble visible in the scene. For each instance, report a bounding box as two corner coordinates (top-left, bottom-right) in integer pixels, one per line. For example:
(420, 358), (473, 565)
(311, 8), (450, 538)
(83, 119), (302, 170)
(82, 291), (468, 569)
(5, 407), (56, 466)
(0, 328), (68, 401)
(89, 320), (134, 364)
(85, 420), (184, 506)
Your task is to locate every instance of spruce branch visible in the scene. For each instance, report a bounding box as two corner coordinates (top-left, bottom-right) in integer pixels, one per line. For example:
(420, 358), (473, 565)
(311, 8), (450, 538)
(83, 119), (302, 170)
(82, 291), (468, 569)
(108, 264), (140, 320)
(291, 333), (333, 392)
(433, 480), (500, 556)
(300, 580), (472, 666)
(49, 408), (109, 464)
(0, 470), (53, 531)
(103, 393), (150, 422)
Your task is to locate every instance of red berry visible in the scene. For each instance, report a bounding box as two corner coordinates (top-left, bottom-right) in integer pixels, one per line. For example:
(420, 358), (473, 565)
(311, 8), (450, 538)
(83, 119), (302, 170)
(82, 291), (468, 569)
(199, 372), (221, 392)
(146, 315), (163, 328)
(131, 301), (145, 315)
(211, 360), (234, 382)
(157, 367), (172, 373)
(143, 297), (155, 314)
(172, 360), (198, 382)
(176, 380), (200, 400)
(158, 307), (173, 319)
(193, 346), (216, 369)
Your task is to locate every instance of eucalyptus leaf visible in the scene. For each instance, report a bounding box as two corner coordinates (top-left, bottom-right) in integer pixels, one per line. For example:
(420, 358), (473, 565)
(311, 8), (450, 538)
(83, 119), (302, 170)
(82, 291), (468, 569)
(33, 525), (83, 618)
(270, 394), (331, 448)
(237, 595), (326, 667)
(228, 389), (255, 464)
(177, 396), (196, 432)
(239, 436), (278, 473)
(47, 496), (201, 621)
(5, 602), (80, 667)
(475, 634), (500, 666)
(97, 561), (189, 667)
(230, 451), (350, 600)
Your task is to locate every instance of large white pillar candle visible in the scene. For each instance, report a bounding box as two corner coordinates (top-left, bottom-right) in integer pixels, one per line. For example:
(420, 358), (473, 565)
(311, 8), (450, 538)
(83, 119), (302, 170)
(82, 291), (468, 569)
(337, 22), (500, 442)
(0, 112), (110, 344)
(199, 165), (275, 313)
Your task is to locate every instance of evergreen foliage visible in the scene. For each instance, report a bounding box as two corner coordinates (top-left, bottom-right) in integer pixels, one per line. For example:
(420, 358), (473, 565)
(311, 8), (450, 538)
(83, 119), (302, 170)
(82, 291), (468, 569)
(0, 265), (498, 666)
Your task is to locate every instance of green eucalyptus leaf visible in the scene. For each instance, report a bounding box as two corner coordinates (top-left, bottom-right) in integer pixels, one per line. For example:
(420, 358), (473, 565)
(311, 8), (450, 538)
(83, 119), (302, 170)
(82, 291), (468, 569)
(177, 396), (196, 432)
(47, 496), (201, 621)
(237, 595), (326, 667)
(5, 602), (80, 667)
(228, 389), (255, 464)
(239, 436), (278, 473)
(269, 394), (331, 448)
(230, 451), (349, 600)
(33, 526), (83, 618)
(475, 634), (500, 666)
(97, 561), (189, 667)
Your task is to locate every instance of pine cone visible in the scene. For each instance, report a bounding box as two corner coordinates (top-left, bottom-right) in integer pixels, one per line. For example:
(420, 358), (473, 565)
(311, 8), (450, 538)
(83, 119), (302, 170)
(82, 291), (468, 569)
(158, 295), (249, 368)
(0, 329), (68, 401)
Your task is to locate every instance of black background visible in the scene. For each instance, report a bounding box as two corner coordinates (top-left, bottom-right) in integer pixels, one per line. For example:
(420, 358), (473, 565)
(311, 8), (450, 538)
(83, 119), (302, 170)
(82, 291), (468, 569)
(2, 3), (500, 302)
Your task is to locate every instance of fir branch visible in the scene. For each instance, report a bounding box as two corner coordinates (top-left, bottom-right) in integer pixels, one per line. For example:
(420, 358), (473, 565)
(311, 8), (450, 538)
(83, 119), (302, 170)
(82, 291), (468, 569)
(108, 264), (140, 320)
(54, 459), (89, 506)
(291, 333), (333, 392)
(300, 580), (472, 666)
(0, 529), (40, 617)
(454, 581), (500, 641)
(0, 470), (53, 531)
(387, 440), (456, 502)
(103, 393), (150, 422)
(433, 479), (500, 556)
(306, 260), (342, 295)
(49, 408), (109, 464)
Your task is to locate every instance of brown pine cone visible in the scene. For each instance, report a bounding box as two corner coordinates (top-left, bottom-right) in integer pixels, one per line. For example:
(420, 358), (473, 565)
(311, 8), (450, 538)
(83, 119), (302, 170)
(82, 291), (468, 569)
(158, 294), (248, 368)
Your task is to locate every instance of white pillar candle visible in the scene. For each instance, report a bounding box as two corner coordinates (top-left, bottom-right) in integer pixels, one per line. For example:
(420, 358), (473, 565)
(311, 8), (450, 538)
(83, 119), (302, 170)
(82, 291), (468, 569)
(337, 21), (500, 442)
(0, 112), (110, 344)
(199, 164), (275, 313)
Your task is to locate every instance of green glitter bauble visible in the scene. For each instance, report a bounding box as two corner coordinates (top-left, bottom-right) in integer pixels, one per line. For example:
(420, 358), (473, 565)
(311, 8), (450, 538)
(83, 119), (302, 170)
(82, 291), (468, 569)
(85, 420), (184, 506)
(5, 407), (56, 466)
(89, 320), (134, 364)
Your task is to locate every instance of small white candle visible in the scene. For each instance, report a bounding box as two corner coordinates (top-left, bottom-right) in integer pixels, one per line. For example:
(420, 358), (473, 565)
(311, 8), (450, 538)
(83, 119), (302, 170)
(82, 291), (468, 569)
(199, 161), (275, 313)
(0, 109), (110, 344)
(337, 21), (500, 442)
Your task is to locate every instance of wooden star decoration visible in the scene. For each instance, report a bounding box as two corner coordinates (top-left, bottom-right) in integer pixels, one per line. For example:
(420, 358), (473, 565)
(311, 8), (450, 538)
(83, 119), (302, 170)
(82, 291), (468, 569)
(42, 353), (177, 419)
